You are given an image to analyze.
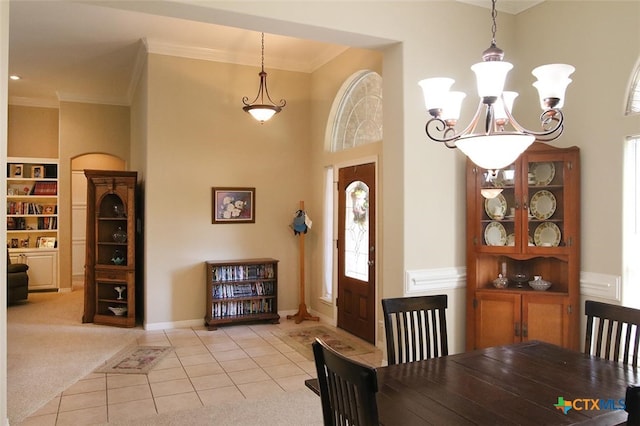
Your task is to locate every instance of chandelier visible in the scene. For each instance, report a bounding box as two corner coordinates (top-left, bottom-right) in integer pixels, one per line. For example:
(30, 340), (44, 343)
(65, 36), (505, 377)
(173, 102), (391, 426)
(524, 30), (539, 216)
(419, 0), (574, 171)
(242, 32), (286, 123)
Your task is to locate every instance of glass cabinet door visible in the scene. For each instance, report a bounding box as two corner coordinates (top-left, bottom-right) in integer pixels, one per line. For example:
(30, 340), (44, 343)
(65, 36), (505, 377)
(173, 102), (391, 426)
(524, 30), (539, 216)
(473, 150), (576, 254)
(523, 155), (568, 253)
(477, 165), (518, 251)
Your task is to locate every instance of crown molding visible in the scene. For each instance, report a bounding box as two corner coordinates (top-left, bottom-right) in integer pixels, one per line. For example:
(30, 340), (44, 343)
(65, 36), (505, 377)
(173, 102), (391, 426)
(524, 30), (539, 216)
(143, 38), (346, 73)
(8, 96), (59, 108)
(56, 92), (129, 106)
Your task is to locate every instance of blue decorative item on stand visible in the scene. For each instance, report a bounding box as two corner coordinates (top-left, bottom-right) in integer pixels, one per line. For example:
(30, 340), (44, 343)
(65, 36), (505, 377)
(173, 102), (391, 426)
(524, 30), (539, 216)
(287, 201), (319, 324)
(292, 210), (308, 235)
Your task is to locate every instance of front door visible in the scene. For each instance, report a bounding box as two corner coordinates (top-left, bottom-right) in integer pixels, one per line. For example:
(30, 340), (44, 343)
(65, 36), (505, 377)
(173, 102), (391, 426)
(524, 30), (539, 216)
(337, 162), (376, 343)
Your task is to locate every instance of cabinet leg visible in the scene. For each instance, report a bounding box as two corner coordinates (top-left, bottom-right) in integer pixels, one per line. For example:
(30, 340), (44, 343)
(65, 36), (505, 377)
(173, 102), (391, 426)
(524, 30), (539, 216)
(286, 303), (319, 324)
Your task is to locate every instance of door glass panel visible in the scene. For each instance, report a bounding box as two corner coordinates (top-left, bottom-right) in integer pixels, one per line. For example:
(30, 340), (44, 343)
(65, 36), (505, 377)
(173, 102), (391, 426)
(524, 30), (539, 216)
(344, 181), (369, 281)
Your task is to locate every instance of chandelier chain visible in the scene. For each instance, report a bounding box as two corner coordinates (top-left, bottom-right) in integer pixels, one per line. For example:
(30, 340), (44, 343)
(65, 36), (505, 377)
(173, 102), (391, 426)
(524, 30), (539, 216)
(490, 0), (498, 46)
(261, 32), (265, 72)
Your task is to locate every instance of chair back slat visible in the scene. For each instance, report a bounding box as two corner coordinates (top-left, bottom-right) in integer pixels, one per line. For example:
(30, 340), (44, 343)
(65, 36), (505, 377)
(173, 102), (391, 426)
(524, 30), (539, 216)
(382, 295), (448, 365)
(313, 338), (379, 426)
(584, 300), (640, 368)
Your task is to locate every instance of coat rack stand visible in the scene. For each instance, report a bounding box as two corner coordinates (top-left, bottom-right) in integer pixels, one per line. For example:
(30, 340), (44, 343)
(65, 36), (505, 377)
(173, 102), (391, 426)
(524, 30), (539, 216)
(287, 201), (319, 324)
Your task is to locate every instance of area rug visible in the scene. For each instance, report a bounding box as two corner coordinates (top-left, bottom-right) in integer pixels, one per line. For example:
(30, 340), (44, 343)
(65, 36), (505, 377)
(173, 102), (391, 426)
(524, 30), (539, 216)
(276, 326), (375, 361)
(94, 346), (173, 374)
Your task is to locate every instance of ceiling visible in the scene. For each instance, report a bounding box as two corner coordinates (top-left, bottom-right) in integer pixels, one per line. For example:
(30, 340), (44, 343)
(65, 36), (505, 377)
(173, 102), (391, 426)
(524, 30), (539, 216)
(8, 0), (543, 107)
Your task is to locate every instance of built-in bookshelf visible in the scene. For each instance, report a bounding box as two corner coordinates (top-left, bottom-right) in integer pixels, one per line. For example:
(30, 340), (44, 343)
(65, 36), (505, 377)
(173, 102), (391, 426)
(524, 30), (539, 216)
(205, 258), (280, 330)
(6, 157), (59, 290)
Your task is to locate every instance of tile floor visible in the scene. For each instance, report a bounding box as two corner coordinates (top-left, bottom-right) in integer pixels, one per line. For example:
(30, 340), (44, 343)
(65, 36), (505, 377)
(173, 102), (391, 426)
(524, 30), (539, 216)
(19, 322), (383, 425)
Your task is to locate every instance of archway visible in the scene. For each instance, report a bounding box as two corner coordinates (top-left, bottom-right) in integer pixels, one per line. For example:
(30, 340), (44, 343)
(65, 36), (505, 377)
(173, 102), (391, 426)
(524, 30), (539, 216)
(70, 154), (125, 287)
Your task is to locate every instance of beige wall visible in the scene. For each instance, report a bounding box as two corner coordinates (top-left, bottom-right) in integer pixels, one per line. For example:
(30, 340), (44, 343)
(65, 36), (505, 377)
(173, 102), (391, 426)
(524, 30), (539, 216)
(1, 2), (9, 421)
(140, 53), (313, 325)
(515, 2), (640, 306)
(6, 0), (639, 336)
(7, 105), (58, 158)
(58, 102), (130, 290)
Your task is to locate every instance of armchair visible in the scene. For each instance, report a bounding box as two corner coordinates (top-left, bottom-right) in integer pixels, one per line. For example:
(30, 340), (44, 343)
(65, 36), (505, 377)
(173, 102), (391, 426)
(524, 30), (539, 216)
(7, 250), (29, 304)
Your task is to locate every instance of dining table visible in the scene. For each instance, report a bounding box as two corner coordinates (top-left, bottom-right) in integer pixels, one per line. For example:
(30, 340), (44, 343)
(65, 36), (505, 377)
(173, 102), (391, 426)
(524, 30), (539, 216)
(306, 340), (639, 425)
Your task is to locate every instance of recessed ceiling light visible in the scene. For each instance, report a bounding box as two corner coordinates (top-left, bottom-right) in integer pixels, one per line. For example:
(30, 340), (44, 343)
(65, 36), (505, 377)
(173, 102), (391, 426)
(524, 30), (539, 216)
(9, 75), (21, 80)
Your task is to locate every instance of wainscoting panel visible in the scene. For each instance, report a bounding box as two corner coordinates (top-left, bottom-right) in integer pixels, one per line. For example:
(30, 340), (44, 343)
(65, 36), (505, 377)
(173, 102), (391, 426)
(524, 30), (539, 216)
(404, 267), (467, 355)
(580, 271), (621, 302)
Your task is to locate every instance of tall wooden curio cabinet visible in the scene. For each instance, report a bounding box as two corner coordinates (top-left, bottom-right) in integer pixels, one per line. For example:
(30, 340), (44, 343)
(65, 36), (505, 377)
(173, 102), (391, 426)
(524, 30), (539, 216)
(83, 170), (137, 327)
(466, 143), (580, 351)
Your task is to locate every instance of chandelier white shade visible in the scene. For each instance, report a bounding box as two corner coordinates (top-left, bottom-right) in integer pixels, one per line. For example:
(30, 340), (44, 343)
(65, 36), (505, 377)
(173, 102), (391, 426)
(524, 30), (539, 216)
(242, 33), (286, 123)
(419, 0), (574, 170)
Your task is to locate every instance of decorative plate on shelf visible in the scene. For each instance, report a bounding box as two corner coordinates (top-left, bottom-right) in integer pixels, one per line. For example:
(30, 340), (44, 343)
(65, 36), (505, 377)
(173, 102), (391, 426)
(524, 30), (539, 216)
(534, 222), (561, 247)
(529, 162), (555, 186)
(484, 193), (507, 219)
(530, 190), (556, 220)
(484, 222), (507, 246)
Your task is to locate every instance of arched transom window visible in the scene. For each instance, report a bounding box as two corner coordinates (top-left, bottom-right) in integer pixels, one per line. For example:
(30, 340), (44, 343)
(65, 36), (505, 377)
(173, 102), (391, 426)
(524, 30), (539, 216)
(627, 63), (640, 115)
(329, 70), (383, 152)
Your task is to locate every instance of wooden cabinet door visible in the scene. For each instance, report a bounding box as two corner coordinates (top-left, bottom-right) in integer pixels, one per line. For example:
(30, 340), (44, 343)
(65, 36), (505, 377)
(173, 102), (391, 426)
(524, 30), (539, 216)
(475, 292), (521, 349)
(522, 293), (570, 347)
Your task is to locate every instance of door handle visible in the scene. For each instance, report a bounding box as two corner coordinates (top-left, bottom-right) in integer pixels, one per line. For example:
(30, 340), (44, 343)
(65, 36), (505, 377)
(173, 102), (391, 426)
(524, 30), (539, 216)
(523, 323), (528, 338)
(367, 260), (374, 266)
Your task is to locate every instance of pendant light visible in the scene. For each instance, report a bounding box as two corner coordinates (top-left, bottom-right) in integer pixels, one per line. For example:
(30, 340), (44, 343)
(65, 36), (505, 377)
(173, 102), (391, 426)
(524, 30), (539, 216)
(419, 0), (574, 171)
(242, 32), (286, 123)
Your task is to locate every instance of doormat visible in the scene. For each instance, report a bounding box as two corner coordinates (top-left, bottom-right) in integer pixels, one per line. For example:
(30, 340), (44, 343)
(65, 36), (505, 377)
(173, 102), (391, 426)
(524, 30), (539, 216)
(94, 346), (173, 374)
(276, 326), (375, 361)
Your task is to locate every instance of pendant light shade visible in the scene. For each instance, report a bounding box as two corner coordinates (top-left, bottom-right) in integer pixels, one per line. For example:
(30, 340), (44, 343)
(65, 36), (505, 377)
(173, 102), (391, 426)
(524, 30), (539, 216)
(242, 32), (286, 123)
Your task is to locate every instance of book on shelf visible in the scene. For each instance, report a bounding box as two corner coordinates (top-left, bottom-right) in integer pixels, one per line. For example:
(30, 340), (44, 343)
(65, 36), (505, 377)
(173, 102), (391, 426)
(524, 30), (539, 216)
(211, 299), (273, 318)
(31, 181), (57, 196)
(211, 263), (275, 282)
(7, 201), (56, 215)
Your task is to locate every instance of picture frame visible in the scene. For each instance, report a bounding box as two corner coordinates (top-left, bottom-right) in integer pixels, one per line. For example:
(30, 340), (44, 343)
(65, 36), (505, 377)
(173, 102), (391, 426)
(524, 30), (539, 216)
(37, 236), (56, 248)
(31, 165), (44, 179)
(212, 187), (255, 224)
(10, 164), (23, 178)
(10, 238), (19, 249)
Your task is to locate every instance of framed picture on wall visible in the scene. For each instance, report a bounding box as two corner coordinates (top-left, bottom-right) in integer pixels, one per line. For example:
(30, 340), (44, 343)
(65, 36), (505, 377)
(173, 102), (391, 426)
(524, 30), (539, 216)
(212, 187), (255, 224)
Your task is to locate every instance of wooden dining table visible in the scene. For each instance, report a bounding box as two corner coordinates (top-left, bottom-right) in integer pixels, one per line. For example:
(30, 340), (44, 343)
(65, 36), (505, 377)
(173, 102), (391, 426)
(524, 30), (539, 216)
(306, 340), (639, 425)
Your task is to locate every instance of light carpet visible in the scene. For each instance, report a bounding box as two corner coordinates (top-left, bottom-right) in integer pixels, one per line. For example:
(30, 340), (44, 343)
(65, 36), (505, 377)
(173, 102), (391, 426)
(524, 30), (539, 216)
(7, 289), (143, 425)
(94, 345), (173, 374)
(276, 325), (375, 360)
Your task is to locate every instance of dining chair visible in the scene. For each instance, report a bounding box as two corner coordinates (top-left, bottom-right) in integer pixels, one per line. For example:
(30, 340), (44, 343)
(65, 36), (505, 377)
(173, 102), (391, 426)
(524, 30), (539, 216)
(382, 294), (448, 365)
(626, 385), (640, 425)
(584, 300), (640, 367)
(312, 337), (379, 426)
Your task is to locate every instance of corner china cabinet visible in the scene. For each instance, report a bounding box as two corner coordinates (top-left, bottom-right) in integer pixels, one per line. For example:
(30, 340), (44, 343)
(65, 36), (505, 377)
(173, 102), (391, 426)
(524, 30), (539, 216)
(83, 170), (137, 327)
(465, 142), (580, 351)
